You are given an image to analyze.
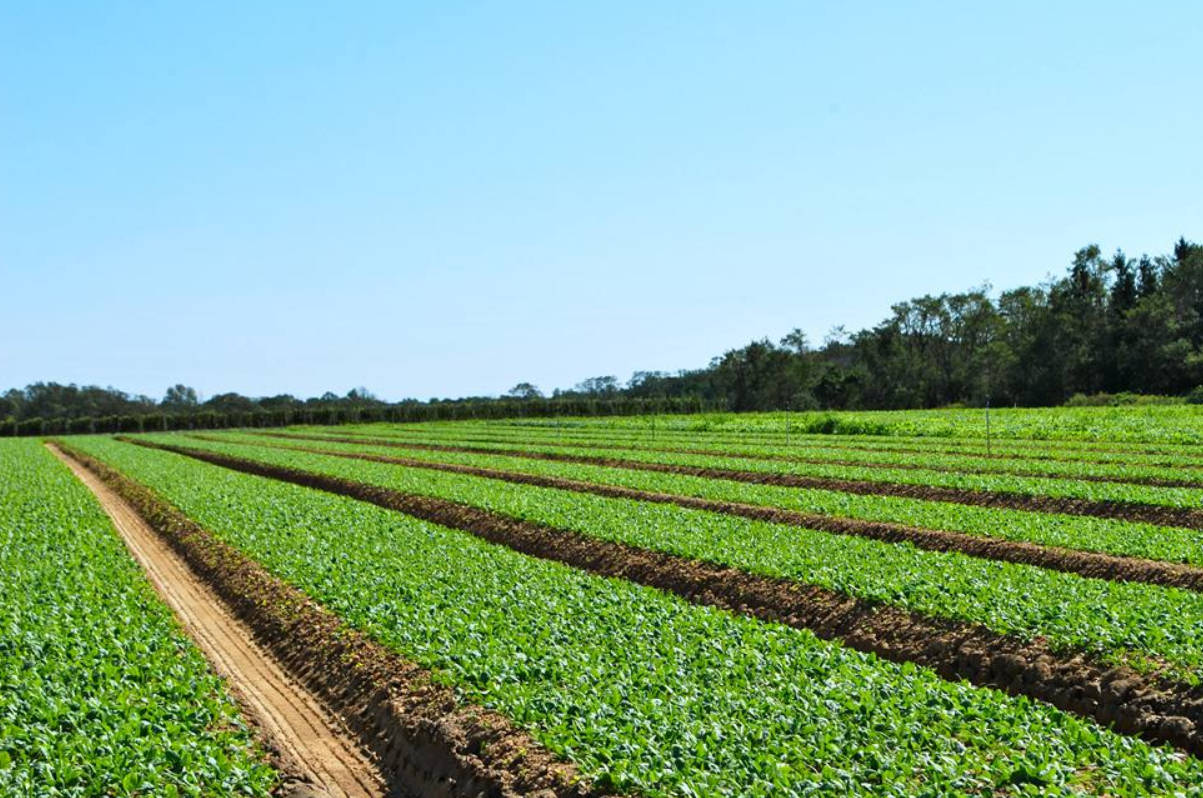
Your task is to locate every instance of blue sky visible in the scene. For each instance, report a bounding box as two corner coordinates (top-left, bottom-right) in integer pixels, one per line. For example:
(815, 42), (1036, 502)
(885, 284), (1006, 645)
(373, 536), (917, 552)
(2, 2), (1200, 401)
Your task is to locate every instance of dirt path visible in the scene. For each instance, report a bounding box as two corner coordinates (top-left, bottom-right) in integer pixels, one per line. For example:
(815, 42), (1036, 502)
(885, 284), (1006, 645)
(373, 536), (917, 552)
(49, 444), (386, 798)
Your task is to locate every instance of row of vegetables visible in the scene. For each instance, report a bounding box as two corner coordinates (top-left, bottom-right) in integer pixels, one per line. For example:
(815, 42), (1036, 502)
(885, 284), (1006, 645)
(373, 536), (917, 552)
(136, 433), (1203, 681)
(272, 428), (1203, 509)
(207, 430), (1203, 567)
(0, 439), (275, 796)
(326, 422), (1203, 483)
(331, 420), (1203, 469)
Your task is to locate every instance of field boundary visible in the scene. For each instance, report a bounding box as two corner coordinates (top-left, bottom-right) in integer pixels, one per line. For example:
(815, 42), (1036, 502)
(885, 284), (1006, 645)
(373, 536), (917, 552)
(132, 436), (1203, 757)
(53, 440), (610, 798)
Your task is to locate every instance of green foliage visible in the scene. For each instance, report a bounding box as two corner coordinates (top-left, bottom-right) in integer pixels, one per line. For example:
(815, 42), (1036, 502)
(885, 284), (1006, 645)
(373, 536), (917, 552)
(261, 424), (1203, 565)
(0, 440), (275, 796)
(247, 424), (1203, 508)
(71, 436), (1203, 796)
(508, 404), (1203, 444)
(1064, 392), (1182, 407)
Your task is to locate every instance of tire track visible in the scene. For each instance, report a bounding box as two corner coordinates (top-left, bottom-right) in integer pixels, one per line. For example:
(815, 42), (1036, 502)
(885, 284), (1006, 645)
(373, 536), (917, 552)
(49, 443), (385, 798)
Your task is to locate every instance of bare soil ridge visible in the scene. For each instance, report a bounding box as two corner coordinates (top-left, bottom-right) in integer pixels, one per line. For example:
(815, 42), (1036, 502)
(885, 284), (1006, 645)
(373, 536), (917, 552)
(135, 437), (1203, 758)
(54, 441), (613, 798)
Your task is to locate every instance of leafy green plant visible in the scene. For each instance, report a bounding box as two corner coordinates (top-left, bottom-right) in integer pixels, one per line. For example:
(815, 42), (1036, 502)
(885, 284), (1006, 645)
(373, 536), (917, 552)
(0, 439), (275, 796)
(206, 430), (1203, 567)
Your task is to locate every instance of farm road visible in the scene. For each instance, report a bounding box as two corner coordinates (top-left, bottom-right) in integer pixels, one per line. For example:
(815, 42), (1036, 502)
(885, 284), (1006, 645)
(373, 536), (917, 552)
(48, 443), (385, 798)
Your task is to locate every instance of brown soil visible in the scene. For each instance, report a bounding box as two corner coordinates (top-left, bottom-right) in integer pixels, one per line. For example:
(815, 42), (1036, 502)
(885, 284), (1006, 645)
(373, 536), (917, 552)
(53, 441), (614, 798)
(258, 432), (1203, 530)
(126, 438), (1203, 757)
(50, 444), (385, 798)
(221, 435), (1203, 592)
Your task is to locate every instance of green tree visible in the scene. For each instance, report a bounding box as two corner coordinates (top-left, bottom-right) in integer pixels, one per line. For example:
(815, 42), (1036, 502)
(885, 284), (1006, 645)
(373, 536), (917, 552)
(162, 384), (199, 410)
(507, 382), (544, 399)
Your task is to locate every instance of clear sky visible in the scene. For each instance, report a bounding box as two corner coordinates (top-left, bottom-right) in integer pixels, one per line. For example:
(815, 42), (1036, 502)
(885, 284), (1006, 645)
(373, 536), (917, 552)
(2, 2), (1200, 402)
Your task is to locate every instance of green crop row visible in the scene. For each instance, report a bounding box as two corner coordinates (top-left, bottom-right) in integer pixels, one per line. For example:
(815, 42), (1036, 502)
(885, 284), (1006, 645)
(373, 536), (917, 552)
(296, 425), (1203, 489)
(476, 406), (1203, 445)
(325, 420), (1203, 467)
(71, 436), (1203, 796)
(143, 433), (1203, 682)
(271, 427), (1203, 509)
(203, 430), (1203, 568)
(0, 439), (275, 797)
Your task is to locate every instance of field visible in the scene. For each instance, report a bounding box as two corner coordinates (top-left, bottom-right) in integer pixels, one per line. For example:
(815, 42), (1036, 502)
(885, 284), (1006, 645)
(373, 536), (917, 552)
(11, 407), (1203, 796)
(0, 439), (275, 796)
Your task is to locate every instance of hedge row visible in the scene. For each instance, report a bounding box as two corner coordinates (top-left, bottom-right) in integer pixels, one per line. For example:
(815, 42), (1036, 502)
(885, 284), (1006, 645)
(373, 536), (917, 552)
(0, 397), (720, 437)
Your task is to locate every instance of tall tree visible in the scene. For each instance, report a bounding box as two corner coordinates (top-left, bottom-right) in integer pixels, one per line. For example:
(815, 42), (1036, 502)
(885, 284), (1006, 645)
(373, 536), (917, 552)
(162, 384), (199, 410)
(507, 382), (543, 399)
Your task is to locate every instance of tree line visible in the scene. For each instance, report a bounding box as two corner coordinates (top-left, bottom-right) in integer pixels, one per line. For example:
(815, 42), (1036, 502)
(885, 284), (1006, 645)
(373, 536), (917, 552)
(4, 237), (1201, 435)
(523, 236), (1203, 411)
(0, 382), (714, 437)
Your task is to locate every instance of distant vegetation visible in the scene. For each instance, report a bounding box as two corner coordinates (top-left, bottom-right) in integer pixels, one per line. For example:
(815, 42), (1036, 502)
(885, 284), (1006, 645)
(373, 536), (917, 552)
(5, 237), (1202, 435)
(609, 236), (1203, 412)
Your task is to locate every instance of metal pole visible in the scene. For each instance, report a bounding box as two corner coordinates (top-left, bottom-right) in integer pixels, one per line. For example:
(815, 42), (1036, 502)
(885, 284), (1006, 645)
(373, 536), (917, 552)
(985, 396), (991, 457)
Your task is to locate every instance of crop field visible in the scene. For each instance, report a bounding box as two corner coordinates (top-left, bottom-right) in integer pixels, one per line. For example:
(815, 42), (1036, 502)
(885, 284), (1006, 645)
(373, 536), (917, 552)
(12, 407), (1203, 796)
(0, 439), (275, 796)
